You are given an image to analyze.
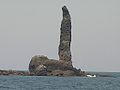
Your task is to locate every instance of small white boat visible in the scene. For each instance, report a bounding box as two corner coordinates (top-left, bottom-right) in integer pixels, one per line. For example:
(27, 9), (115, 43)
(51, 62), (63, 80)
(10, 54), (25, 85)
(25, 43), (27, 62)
(86, 74), (96, 77)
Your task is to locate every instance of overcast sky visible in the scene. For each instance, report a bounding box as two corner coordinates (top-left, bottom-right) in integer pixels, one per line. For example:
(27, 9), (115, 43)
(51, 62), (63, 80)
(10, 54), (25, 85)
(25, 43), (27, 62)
(0, 0), (120, 72)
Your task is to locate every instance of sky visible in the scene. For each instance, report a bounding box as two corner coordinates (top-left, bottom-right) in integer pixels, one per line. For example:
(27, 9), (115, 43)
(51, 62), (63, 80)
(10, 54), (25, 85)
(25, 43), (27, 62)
(0, 0), (120, 72)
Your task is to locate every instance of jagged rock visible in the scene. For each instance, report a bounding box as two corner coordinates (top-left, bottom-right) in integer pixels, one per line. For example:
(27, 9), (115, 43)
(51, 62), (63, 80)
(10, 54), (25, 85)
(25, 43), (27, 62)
(29, 6), (74, 76)
(34, 65), (47, 76)
(29, 55), (88, 76)
(58, 6), (72, 63)
(29, 55), (73, 75)
(28, 6), (87, 76)
(29, 55), (48, 73)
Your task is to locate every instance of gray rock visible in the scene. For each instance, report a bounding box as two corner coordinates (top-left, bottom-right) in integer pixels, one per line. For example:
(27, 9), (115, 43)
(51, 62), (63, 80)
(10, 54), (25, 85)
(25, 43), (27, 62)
(29, 55), (48, 73)
(28, 6), (74, 76)
(29, 55), (73, 75)
(28, 6), (88, 76)
(58, 6), (72, 62)
(0, 70), (30, 76)
(34, 65), (47, 76)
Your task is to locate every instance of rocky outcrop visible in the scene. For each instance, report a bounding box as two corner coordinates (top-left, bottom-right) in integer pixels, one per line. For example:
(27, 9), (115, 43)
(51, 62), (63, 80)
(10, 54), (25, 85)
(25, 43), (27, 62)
(28, 6), (88, 76)
(29, 55), (88, 76)
(0, 6), (92, 77)
(0, 70), (30, 76)
(29, 55), (73, 76)
(58, 6), (72, 63)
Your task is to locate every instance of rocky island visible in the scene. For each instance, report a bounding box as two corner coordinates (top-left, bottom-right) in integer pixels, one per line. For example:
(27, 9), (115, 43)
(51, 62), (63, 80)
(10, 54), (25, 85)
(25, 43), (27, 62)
(28, 6), (87, 76)
(0, 6), (90, 77)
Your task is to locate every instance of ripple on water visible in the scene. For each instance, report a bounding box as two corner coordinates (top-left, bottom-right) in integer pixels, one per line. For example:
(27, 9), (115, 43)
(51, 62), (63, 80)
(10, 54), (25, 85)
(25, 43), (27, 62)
(0, 73), (119, 90)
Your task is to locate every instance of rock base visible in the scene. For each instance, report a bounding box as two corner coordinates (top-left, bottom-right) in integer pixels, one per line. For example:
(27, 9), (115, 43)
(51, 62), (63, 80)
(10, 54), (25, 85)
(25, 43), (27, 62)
(29, 55), (87, 76)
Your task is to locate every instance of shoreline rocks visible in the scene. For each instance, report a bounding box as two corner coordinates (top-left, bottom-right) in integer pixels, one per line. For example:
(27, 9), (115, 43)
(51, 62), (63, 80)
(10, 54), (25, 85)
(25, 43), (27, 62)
(0, 69), (90, 77)
(0, 70), (30, 76)
(29, 55), (88, 76)
(29, 55), (74, 76)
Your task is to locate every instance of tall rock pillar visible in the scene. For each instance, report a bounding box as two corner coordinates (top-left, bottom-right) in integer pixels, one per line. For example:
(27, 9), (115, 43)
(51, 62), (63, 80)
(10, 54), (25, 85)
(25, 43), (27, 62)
(58, 6), (72, 62)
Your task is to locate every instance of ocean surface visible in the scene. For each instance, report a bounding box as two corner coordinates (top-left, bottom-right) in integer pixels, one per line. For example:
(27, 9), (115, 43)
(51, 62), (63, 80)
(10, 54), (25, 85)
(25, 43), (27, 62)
(0, 72), (120, 90)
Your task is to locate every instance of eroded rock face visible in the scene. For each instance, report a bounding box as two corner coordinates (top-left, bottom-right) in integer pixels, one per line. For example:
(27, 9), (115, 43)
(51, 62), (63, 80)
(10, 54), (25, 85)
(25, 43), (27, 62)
(29, 55), (86, 76)
(28, 6), (83, 76)
(34, 65), (47, 76)
(29, 55), (48, 73)
(58, 6), (72, 62)
(29, 55), (73, 75)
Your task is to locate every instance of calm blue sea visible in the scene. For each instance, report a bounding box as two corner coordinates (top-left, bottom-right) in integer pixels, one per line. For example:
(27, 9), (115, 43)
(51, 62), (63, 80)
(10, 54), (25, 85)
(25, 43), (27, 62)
(0, 72), (120, 90)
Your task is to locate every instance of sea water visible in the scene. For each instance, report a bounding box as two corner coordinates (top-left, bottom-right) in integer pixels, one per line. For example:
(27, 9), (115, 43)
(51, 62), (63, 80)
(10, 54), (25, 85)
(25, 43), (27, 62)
(0, 72), (120, 90)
